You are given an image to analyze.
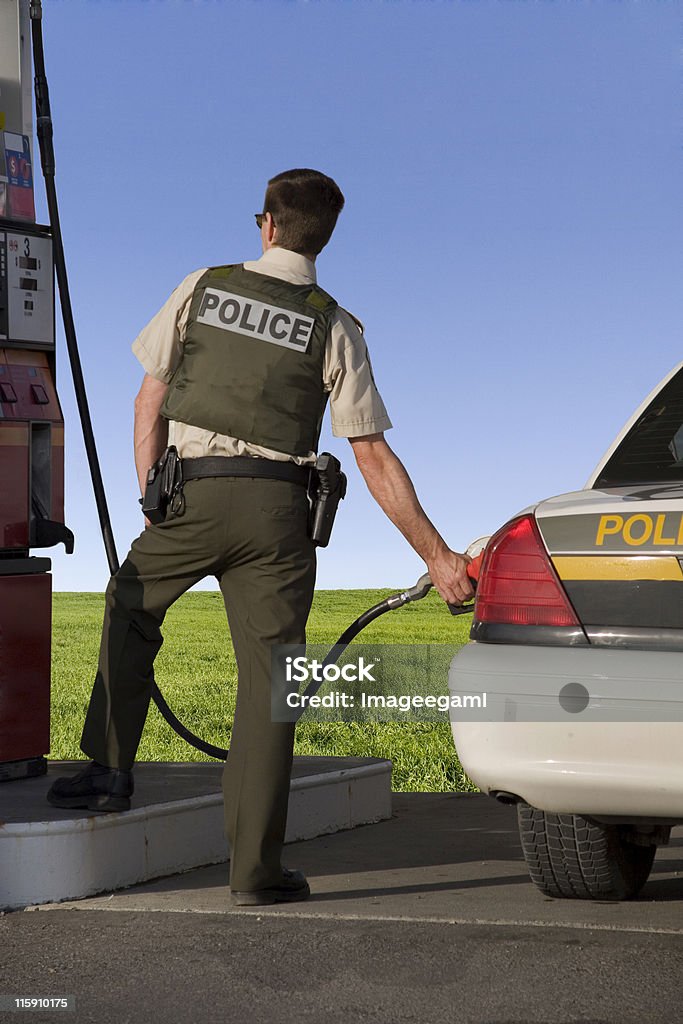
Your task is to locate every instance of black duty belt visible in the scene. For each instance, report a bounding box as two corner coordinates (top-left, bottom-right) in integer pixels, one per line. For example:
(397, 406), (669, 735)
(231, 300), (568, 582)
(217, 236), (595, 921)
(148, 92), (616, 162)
(181, 455), (310, 488)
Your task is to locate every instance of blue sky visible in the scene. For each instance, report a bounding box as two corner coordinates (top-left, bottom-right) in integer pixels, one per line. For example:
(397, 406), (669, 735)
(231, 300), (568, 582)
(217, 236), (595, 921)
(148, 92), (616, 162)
(30, 0), (682, 592)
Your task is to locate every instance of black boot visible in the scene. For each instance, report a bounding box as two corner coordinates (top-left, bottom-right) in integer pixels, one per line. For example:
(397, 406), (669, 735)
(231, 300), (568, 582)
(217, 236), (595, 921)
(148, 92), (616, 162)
(46, 760), (134, 813)
(231, 869), (311, 906)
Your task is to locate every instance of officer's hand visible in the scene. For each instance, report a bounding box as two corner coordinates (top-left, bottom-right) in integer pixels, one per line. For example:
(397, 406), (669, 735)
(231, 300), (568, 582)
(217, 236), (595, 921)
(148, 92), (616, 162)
(426, 547), (474, 606)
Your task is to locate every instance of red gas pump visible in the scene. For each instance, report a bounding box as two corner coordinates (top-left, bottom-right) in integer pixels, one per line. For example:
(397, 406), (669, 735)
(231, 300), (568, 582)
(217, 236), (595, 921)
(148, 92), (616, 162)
(0, 3), (74, 781)
(0, 219), (75, 782)
(0, 217), (74, 781)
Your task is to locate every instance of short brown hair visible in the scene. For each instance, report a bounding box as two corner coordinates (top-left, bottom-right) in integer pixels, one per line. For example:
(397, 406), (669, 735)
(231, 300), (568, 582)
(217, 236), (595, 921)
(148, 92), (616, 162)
(264, 169), (345, 256)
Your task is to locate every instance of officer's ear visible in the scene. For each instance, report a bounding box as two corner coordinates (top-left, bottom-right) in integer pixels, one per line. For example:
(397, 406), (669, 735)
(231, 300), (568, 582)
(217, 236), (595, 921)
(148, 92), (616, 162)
(264, 211), (278, 248)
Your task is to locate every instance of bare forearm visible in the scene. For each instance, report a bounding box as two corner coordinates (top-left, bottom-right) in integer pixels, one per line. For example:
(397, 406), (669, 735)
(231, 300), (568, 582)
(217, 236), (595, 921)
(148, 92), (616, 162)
(354, 441), (447, 562)
(133, 375), (170, 495)
(134, 412), (167, 496)
(350, 434), (473, 605)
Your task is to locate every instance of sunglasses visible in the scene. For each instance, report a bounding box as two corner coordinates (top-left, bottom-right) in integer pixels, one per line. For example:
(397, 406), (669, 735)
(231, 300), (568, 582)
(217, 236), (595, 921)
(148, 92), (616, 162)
(254, 213), (268, 229)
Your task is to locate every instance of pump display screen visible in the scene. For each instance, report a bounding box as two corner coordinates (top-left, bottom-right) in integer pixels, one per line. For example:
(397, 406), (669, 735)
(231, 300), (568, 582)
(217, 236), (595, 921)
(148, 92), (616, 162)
(0, 229), (54, 347)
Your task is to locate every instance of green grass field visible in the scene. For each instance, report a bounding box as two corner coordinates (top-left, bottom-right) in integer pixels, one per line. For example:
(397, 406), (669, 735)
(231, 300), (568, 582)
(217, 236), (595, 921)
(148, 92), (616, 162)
(51, 589), (477, 793)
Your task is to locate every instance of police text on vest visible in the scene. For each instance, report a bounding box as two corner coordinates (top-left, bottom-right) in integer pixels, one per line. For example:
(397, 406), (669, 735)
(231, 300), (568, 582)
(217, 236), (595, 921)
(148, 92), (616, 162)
(197, 289), (315, 352)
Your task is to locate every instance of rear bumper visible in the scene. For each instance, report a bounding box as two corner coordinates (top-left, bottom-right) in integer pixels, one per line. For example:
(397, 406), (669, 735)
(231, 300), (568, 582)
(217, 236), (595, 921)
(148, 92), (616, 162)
(448, 643), (683, 819)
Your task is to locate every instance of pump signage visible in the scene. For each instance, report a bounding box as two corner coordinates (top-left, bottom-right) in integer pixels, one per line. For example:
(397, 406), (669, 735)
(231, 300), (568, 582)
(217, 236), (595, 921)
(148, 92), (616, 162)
(1, 132), (34, 221)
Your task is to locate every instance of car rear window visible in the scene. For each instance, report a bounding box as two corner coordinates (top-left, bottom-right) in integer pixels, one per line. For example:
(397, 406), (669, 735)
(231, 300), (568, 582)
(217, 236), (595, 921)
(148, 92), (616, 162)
(596, 366), (683, 486)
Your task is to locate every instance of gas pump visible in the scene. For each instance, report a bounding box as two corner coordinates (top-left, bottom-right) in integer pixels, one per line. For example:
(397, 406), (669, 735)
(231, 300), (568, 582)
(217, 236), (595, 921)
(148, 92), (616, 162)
(0, 0), (73, 781)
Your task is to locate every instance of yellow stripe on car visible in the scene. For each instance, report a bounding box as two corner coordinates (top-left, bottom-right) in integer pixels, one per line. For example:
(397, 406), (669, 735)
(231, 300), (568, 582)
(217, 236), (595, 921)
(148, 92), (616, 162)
(552, 555), (683, 581)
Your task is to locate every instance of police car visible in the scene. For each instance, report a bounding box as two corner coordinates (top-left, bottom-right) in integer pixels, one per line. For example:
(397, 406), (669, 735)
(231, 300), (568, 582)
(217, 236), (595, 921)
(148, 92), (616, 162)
(449, 360), (683, 900)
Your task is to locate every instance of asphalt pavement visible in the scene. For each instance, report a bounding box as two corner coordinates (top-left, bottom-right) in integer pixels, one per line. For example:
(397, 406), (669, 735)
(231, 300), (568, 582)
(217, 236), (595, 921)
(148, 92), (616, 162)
(2, 794), (682, 1024)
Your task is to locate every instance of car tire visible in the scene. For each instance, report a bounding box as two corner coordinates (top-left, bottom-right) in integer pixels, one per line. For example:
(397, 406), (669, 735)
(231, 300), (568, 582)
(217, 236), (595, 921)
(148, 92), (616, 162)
(517, 803), (656, 901)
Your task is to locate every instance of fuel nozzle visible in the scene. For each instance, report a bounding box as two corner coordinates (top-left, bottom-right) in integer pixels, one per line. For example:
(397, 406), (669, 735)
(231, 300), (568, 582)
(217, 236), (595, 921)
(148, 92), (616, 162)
(386, 557), (481, 614)
(465, 551), (485, 585)
(401, 572), (433, 603)
(444, 537), (489, 615)
(385, 536), (490, 614)
(445, 556), (482, 616)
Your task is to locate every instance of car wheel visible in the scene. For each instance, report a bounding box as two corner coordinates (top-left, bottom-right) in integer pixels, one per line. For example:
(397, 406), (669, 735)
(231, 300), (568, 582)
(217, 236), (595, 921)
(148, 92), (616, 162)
(517, 803), (656, 901)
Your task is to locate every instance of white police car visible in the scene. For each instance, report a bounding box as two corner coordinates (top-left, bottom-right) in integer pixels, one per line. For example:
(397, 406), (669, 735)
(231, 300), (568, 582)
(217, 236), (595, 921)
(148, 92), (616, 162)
(449, 360), (683, 900)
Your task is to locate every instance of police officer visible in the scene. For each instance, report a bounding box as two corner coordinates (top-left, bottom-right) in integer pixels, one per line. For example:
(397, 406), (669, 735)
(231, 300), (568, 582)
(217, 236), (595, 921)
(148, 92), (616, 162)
(47, 169), (473, 906)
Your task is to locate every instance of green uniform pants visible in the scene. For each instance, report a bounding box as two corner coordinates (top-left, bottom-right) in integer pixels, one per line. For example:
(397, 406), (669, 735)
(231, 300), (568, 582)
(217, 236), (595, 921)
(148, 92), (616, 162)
(80, 475), (316, 892)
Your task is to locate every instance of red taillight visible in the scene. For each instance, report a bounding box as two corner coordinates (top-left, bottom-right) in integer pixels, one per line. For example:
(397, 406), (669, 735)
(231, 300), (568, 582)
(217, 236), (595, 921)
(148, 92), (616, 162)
(474, 514), (580, 627)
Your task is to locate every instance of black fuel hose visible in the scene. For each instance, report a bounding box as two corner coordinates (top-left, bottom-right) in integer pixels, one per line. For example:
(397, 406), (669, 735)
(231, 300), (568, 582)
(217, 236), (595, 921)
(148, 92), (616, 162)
(29, 2), (118, 575)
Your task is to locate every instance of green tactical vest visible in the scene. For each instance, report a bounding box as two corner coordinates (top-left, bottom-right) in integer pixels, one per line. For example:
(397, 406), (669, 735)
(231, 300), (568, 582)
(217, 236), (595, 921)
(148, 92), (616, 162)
(160, 264), (338, 456)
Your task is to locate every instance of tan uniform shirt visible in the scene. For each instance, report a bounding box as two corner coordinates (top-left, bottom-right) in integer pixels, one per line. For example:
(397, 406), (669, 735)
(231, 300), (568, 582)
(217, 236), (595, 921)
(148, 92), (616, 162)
(131, 247), (392, 465)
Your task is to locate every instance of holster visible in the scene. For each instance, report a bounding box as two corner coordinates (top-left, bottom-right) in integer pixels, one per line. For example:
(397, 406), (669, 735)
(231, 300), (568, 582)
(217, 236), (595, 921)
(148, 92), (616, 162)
(141, 446), (183, 524)
(307, 452), (347, 547)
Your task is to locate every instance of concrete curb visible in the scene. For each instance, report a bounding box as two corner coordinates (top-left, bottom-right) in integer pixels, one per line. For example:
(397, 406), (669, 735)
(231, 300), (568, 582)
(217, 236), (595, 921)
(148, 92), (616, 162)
(1, 758), (392, 910)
